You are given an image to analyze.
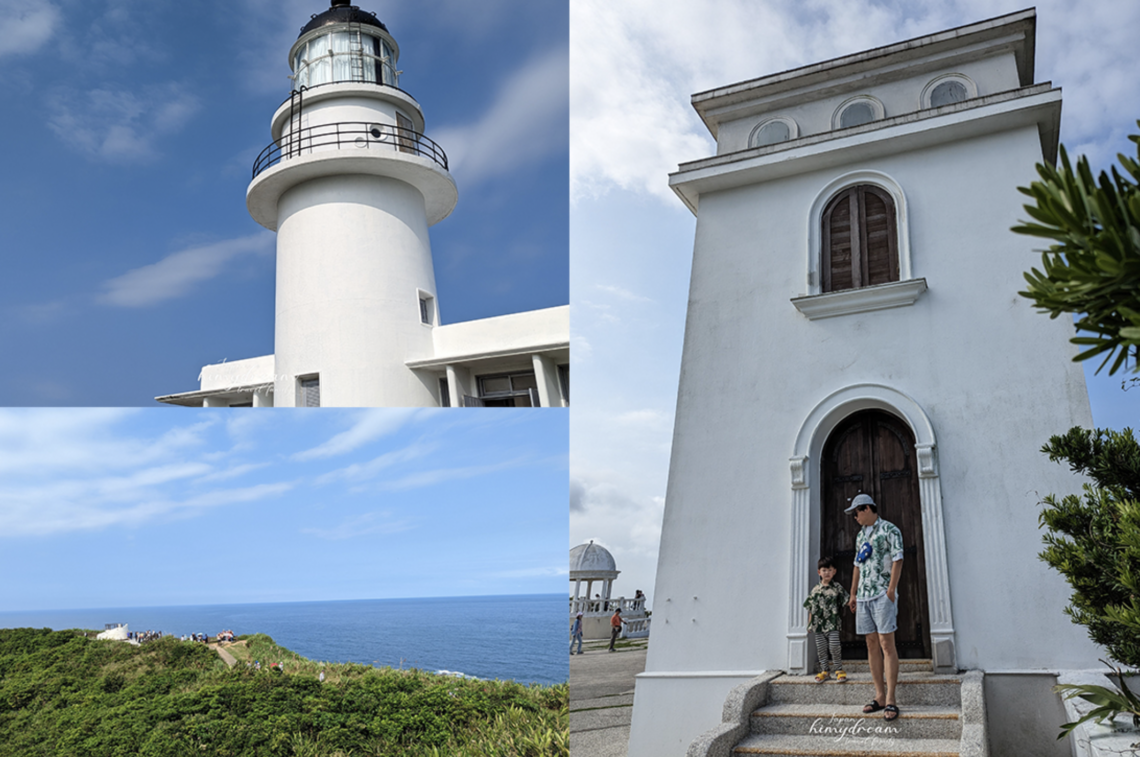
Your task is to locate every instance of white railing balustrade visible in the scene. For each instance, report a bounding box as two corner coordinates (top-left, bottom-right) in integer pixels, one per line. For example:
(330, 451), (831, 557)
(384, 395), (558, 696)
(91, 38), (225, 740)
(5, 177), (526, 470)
(622, 617), (651, 639)
(569, 595), (647, 617)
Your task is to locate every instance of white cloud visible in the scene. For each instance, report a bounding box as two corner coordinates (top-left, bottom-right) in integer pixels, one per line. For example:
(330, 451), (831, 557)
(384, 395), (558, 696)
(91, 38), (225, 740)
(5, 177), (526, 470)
(301, 511), (414, 540)
(594, 284), (653, 303)
(47, 84), (201, 163)
(569, 0), (1140, 203)
(233, 0), (313, 94)
(294, 409), (424, 461)
(97, 232), (274, 307)
(0, 409), (204, 476)
(377, 458), (530, 492)
(315, 441), (438, 484)
(0, 410), (292, 537)
(570, 472), (665, 599)
(0, 0), (59, 57)
(432, 45), (569, 186)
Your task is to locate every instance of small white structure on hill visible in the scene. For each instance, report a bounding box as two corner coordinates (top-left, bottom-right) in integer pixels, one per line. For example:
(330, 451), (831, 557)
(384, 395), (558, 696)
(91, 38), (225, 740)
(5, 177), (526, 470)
(628, 11), (1099, 757)
(157, 1), (568, 408)
(96, 624), (129, 641)
(570, 541), (649, 640)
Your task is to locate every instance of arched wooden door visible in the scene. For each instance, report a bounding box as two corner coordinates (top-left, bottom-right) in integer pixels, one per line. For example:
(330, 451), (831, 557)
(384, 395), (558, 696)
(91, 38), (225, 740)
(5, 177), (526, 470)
(820, 410), (931, 659)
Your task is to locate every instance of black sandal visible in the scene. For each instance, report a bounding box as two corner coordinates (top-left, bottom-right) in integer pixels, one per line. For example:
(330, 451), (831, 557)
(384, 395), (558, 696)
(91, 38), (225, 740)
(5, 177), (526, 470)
(884, 704), (900, 721)
(862, 700), (884, 714)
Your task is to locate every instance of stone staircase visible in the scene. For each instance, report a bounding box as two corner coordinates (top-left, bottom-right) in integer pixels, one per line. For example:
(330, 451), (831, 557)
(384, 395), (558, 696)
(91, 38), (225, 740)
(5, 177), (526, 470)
(688, 660), (987, 757)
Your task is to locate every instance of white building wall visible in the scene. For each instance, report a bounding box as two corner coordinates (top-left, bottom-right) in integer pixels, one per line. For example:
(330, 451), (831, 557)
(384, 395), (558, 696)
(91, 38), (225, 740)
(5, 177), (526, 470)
(430, 306), (570, 360)
(273, 173), (438, 406)
(630, 123), (1098, 756)
(714, 53), (1021, 153)
(199, 355), (276, 392)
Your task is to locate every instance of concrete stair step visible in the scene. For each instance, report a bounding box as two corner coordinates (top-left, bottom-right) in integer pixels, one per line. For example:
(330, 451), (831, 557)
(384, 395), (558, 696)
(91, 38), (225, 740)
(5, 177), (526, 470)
(767, 674), (961, 707)
(751, 703), (961, 741)
(733, 732), (960, 756)
(839, 659), (933, 674)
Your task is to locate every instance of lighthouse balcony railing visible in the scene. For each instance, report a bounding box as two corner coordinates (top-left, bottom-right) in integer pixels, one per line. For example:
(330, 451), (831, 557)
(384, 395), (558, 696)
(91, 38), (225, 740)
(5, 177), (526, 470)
(569, 596), (647, 617)
(252, 122), (448, 179)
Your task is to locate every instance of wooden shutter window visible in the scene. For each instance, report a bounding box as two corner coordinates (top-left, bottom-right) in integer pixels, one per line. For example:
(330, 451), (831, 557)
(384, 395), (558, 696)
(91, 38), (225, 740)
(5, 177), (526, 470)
(822, 185), (898, 293)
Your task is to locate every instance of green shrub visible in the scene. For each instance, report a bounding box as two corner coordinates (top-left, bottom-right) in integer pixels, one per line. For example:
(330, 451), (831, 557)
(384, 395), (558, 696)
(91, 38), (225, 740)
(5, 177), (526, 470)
(0, 629), (567, 757)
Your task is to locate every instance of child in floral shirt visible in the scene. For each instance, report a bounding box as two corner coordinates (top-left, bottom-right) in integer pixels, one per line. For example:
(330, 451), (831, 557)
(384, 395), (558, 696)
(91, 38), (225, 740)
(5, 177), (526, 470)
(803, 556), (849, 682)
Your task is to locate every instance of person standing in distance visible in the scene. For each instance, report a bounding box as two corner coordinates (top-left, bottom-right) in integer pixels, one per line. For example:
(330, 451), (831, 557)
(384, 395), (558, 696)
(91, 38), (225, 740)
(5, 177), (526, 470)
(845, 493), (904, 721)
(608, 608), (626, 652)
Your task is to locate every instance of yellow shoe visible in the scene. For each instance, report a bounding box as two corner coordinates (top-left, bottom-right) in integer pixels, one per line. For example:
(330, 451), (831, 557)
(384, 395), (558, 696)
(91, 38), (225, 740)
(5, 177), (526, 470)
(814, 671), (829, 683)
(836, 670), (847, 683)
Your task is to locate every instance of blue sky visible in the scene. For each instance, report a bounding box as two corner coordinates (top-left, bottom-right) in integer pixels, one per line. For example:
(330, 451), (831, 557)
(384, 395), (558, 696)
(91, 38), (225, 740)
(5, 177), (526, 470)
(570, 0), (1140, 602)
(0, 0), (568, 405)
(0, 408), (568, 611)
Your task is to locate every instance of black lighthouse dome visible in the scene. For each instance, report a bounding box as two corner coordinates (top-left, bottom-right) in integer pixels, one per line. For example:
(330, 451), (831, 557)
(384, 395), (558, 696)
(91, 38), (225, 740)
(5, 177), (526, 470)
(299, 0), (388, 36)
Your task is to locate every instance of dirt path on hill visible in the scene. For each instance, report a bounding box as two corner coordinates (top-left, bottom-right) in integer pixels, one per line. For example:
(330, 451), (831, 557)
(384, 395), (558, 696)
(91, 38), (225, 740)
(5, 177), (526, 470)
(209, 642), (238, 668)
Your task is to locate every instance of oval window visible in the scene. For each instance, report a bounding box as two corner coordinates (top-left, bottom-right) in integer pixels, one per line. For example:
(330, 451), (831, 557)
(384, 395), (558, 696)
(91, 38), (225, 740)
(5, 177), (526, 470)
(930, 80), (968, 107)
(755, 120), (791, 147)
(839, 102), (875, 128)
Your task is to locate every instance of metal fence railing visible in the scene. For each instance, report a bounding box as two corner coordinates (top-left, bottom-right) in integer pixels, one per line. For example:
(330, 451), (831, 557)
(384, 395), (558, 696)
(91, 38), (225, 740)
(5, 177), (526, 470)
(253, 121), (448, 179)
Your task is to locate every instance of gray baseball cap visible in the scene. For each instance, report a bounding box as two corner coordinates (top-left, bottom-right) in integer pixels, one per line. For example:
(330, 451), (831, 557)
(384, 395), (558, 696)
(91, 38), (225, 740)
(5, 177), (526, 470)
(844, 493), (875, 513)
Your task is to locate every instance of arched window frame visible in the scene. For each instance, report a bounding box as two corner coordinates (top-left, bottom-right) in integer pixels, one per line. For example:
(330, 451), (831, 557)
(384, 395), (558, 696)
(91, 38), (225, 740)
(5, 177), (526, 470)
(831, 95), (885, 131)
(820, 184), (898, 292)
(749, 116), (799, 148)
(794, 170), (925, 319)
(920, 73), (978, 110)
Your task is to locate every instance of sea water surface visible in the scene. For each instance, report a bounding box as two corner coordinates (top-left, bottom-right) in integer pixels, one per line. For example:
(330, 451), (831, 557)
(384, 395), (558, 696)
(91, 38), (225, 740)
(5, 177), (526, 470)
(0, 594), (565, 686)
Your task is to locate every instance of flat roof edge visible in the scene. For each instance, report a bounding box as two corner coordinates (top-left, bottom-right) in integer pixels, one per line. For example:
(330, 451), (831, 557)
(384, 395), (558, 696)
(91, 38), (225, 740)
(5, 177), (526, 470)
(691, 8), (1036, 109)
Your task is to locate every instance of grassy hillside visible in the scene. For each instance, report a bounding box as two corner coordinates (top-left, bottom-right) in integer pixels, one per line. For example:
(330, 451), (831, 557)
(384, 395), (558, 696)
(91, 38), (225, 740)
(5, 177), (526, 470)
(0, 628), (567, 757)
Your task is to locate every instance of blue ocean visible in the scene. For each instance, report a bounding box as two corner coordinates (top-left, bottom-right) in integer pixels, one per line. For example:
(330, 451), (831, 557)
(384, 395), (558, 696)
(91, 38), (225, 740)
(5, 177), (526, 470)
(0, 594), (566, 686)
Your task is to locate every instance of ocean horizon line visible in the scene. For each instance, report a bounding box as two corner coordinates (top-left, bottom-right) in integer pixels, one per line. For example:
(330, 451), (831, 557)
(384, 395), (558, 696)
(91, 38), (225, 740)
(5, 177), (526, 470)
(1, 592), (563, 618)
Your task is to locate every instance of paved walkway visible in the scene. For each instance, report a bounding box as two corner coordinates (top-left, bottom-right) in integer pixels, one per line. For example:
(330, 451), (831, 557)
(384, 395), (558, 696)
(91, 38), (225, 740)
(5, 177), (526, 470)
(570, 638), (648, 757)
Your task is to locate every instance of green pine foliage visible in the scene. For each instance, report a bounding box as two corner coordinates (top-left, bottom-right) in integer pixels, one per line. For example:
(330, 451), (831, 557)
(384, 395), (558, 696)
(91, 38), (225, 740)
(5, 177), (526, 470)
(0, 628), (567, 757)
(1038, 427), (1140, 668)
(1012, 122), (1140, 375)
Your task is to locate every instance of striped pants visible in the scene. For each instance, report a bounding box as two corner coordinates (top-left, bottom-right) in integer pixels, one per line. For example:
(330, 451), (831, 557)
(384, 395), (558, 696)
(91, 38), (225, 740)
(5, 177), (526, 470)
(813, 630), (842, 671)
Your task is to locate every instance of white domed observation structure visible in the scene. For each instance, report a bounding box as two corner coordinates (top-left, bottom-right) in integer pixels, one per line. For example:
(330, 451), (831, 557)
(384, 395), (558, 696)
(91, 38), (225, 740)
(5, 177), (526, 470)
(570, 541), (649, 641)
(155, 0), (569, 409)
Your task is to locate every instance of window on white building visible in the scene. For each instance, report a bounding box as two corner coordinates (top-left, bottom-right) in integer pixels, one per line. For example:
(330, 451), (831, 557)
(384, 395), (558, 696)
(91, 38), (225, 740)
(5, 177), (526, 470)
(439, 377), (450, 408)
(299, 376), (321, 407)
(833, 96), (885, 130)
(473, 371), (540, 407)
(750, 117), (797, 147)
(821, 185), (898, 292)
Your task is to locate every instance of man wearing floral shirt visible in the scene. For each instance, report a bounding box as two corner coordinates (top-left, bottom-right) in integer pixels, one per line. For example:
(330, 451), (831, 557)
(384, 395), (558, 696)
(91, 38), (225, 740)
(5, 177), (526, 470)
(845, 493), (904, 721)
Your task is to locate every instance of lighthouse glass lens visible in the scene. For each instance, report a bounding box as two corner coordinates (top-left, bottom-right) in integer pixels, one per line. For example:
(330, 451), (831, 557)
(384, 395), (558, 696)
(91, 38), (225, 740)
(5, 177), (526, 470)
(294, 31), (397, 89)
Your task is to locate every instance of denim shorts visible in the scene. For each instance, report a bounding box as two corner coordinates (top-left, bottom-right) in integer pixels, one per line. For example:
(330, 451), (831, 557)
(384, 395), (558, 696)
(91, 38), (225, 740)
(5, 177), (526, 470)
(855, 593), (898, 635)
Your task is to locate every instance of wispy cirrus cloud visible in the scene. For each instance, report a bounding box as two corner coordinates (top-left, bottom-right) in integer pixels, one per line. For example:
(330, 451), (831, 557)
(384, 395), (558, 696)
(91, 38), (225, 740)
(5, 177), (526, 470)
(0, 409), (290, 537)
(0, 0), (60, 57)
(301, 511), (415, 541)
(97, 232), (274, 307)
(0, 409), (208, 476)
(294, 409), (425, 461)
(433, 44), (568, 186)
(47, 84), (200, 163)
(314, 441), (439, 485)
(377, 457), (532, 492)
(0, 480), (294, 537)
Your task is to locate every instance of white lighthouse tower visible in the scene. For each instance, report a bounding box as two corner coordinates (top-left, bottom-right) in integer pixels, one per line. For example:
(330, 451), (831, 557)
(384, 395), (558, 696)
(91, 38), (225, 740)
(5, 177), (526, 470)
(247, 0), (457, 407)
(156, 2), (570, 409)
